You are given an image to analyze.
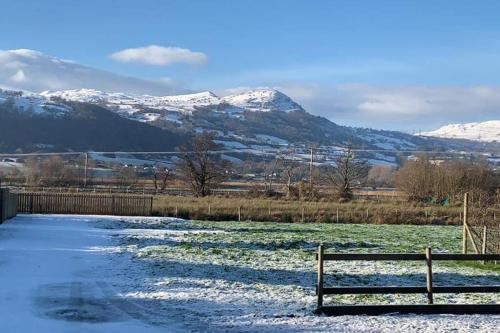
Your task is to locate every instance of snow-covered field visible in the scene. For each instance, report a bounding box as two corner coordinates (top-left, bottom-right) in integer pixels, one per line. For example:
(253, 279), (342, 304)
(0, 215), (498, 332)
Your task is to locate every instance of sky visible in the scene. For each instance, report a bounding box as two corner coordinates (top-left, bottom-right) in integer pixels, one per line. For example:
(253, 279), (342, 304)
(1, 0), (500, 132)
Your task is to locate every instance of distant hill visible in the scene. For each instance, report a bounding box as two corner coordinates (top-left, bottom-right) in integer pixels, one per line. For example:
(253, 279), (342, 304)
(1, 88), (498, 165)
(420, 120), (500, 143)
(0, 91), (184, 152)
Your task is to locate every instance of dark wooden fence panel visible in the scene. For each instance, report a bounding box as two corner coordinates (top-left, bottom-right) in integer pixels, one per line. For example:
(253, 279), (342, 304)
(316, 246), (500, 316)
(17, 192), (153, 216)
(0, 189), (18, 223)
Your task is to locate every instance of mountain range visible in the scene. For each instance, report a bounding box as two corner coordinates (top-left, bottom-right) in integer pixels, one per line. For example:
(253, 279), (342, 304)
(420, 121), (500, 143)
(0, 87), (498, 166)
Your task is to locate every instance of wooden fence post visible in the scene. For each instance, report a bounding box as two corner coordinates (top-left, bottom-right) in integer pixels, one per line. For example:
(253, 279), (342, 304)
(208, 204), (211, 216)
(301, 207), (305, 222)
(482, 226), (487, 254)
(426, 247), (433, 305)
(317, 244), (324, 310)
(111, 195), (116, 215)
(336, 207), (339, 223)
(238, 206), (241, 221)
(463, 193), (468, 254)
(482, 226), (487, 264)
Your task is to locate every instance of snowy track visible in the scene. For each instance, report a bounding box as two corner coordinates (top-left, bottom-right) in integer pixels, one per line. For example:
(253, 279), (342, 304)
(0, 215), (184, 333)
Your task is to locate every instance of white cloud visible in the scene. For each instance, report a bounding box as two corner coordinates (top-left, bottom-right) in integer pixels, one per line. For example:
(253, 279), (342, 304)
(0, 49), (186, 95)
(110, 45), (207, 66)
(278, 83), (500, 132)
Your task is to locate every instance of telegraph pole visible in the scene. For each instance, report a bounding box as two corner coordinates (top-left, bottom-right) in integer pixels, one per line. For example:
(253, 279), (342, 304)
(309, 146), (314, 191)
(83, 152), (89, 188)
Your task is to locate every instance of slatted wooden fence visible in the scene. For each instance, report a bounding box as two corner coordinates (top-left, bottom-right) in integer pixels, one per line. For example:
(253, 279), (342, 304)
(0, 189), (18, 223)
(17, 192), (153, 216)
(316, 245), (500, 315)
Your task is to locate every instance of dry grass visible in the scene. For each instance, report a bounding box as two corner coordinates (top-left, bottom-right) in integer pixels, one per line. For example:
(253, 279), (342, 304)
(152, 195), (465, 225)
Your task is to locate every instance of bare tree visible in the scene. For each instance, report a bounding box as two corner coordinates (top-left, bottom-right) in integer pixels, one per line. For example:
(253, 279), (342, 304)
(153, 165), (171, 192)
(326, 145), (368, 200)
(396, 157), (498, 203)
(180, 133), (230, 197)
(280, 152), (306, 198)
(24, 156), (74, 187)
(118, 166), (138, 188)
(263, 157), (280, 195)
(367, 165), (396, 189)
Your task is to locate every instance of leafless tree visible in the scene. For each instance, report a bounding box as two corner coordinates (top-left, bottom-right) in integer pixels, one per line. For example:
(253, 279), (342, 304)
(263, 157), (280, 195)
(367, 165), (396, 188)
(24, 156), (74, 186)
(280, 151), (306, 198)
(180, 133), (230, 197)
(118, 166), (138, 188)
(396, 157), (499, 203)
(153, 165), (171, 192)
(325, 145), (368, 200)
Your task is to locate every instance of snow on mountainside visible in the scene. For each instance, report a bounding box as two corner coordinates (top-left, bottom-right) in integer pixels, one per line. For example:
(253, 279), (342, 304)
(40, 88), (303, 122)
(41, 89), (220, 117)
(420, 120), (500, 142)
(0, 89), (72, 116)
(3, 87), (497, 162)
(221, 89), (304, 112)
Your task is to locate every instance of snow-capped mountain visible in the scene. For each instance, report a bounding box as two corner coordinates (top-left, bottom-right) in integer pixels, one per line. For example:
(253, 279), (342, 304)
(420, 121), (500, 142)
(41, 89), (220, 120)
(1, 87), (498, 164)
(221, 89), (304, 113)
(40, 88), (304, 122)
(0, 89), (72, 116)
(0, 88), (184, 152)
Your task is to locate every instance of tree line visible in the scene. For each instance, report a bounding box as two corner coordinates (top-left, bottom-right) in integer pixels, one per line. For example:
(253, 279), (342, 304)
(1, 133), (498, 205)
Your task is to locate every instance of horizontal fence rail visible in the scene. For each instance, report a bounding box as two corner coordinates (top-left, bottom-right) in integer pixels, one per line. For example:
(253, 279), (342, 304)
(317, 253), (500, 261)
(0, 188), (18, 223)
(17, 192), (153, 216)
(316, 245), (500, 316)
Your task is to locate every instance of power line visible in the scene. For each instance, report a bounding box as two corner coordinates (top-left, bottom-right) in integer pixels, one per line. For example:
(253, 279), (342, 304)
(0, 147), (497, 158)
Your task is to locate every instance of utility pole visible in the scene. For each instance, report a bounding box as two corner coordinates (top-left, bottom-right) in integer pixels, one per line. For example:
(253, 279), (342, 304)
(84, 152), (89, 188)
(463, 192), (468, 254)
(309, 146), (314, 192)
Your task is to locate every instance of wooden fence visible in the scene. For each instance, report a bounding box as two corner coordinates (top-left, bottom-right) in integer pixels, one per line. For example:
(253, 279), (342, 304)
(17, 192), (153, 216)
(463, 192), (500, 256)
(316, 245), (500, 315)
(0, 188), (18, 223)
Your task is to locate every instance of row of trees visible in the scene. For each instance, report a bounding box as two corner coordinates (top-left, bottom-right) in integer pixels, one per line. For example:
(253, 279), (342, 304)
(396, 158), (499, 203)
(181, 133), (370, 199)
(3, 133), (498, 204)
(182, 134), (499, 203)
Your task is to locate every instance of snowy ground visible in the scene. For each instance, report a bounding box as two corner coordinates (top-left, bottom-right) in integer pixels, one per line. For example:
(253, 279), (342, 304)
(0, 215), (184, 333)
(0, 215), (498, 332)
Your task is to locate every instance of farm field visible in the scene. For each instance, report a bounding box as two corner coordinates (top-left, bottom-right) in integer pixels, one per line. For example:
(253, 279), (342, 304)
(105, 217), (499, 332)
(152, 195), (467, 225)
(0, 214), (498, 332)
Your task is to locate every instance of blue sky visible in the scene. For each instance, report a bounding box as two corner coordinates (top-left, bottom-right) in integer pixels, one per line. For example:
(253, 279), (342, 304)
(1, 0), (500, 131)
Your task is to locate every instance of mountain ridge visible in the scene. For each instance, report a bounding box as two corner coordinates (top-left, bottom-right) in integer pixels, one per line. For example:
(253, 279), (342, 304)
(1, 87), (498, 165)
(420, 120), (500, 142)
(40, 87), (303, 117)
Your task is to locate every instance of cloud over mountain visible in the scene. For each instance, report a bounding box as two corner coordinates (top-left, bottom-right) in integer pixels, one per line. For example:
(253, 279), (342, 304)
(279, 83), (500, 131)
(0, 49), (185, 95)
(109, 45), (208, 66)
